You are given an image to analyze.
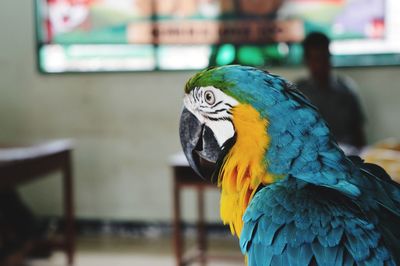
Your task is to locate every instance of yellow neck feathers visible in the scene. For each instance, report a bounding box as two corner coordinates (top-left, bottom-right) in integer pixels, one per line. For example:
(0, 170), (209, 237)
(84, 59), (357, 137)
(218, 104), (274, 237)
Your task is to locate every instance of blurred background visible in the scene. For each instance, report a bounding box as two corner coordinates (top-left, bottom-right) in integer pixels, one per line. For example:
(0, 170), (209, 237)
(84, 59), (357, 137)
(1, 0), (400, 265)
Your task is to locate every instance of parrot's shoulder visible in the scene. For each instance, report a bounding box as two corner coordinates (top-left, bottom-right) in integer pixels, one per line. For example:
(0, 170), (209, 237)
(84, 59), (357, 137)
(348, 155), (400, 212)
(240, 178), (397, 266)
(347, 156), (400, 263)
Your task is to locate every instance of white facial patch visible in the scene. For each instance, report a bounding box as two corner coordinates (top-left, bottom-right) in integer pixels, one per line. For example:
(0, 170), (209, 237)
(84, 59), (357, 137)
(206, 119), (235, 146)
(183, 86), (239, 146)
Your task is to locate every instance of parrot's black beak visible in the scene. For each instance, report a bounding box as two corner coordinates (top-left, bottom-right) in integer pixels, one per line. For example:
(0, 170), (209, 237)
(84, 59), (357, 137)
(179, 107), (221, 182)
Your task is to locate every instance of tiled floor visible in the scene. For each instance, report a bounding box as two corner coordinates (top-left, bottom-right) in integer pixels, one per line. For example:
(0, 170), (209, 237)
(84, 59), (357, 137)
(26, 235), (245, 266)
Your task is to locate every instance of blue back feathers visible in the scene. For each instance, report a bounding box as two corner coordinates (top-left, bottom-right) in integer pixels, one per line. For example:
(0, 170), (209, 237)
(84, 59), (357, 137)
(218, 65), (361, 197)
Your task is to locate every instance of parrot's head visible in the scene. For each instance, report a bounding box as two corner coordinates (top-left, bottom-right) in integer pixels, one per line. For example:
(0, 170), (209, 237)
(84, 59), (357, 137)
(179, 66), (239, 181)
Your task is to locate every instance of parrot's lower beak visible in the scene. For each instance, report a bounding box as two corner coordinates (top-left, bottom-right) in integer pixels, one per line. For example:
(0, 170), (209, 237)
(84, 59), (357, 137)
(179, 107), (221, 182)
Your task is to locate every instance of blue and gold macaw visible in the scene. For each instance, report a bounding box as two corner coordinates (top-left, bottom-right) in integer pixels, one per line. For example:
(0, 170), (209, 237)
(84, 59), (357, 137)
(179, 65), (400, 265)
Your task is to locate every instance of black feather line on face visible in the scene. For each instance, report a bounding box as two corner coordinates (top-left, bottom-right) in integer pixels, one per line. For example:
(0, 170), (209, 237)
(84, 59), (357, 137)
(211, 134), (237, 184)
(203, 108), (229, 115)
(203, 115), (232, 122)
(211, 100), (223, 108)
(199, 100), (224, 110)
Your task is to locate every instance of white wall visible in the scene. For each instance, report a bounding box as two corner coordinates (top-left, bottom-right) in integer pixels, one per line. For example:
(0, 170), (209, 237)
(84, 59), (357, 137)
(1, 0), (399, 222)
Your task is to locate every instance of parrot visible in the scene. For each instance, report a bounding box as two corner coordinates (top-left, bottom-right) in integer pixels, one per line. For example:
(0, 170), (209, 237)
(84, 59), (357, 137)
(179, 65), (400, 266)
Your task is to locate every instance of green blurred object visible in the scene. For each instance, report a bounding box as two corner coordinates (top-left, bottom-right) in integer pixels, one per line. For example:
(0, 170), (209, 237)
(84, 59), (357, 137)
(264, 44), (286, 60)
(237, 46), (264, 66)
(286, 43), (303, 65)
(216, 44), (236, 66)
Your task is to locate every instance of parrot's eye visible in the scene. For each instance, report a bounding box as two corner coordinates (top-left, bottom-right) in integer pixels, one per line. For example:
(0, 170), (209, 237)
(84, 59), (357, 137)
(204, 90), (215, 105)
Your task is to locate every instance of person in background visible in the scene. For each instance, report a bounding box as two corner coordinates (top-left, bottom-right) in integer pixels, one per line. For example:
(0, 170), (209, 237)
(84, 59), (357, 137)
(296, 32), (366, 151)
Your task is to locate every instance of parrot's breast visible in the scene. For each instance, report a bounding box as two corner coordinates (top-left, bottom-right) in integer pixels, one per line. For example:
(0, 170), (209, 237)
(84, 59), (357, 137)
(218, 104), (282, 236)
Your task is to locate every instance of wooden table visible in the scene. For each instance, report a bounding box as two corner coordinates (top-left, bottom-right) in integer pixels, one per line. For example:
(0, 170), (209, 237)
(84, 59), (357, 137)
(0, 140), (75, 265)
(171, 153), (242, 266)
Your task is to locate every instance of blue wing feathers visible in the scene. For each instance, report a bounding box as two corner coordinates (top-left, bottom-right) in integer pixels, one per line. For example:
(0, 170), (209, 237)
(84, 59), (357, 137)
(262, 222), (282, 246)
(240, 178), (398, 266)
(257, 221), (276, 245)
(287, 244), (314, 266)
(240, 220), (257, 251)
(281, 192), (295, 212)
(321, 226), (343, 247)
(342, 250), (356, 266)
(311, 242), (340, 265)
(271, 203), (292, 225)
(271, 252), (290, 265)
(331, 245), (345, 266)
(276, 132), (293, 148)
(344, 233), (371, 261)
(271, 225), (288, 254)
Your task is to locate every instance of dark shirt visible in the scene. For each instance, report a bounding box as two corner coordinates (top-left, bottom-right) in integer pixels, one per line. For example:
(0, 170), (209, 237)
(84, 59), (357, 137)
(296, 75), (365, 146)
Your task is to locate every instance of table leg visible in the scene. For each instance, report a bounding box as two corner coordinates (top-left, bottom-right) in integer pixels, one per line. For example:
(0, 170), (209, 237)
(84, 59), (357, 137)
(173, 176), (184, 266)
(197, 187), (206, 266)
(63, 152), (75, 265)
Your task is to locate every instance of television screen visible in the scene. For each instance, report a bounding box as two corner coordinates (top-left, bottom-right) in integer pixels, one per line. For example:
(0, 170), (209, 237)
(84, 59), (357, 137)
(35, 0), (400, 73)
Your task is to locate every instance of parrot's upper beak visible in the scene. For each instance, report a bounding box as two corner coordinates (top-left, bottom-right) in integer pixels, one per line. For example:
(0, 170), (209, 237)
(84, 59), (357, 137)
(179, 107), (221, 182)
